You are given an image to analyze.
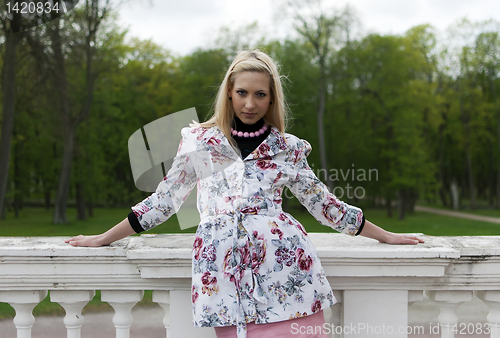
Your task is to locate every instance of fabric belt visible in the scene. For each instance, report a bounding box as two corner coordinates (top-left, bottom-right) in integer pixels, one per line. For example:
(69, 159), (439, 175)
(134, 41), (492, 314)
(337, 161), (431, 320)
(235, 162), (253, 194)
(202, 201), (280, 338)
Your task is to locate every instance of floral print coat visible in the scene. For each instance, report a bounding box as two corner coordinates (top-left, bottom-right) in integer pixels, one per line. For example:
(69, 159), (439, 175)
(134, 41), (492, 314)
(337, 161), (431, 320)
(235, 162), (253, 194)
(131, 125), (364, 338)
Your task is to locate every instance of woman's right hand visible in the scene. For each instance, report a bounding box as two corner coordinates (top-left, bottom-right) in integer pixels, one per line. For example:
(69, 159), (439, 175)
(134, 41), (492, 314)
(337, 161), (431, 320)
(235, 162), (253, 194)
(65, 234), (106, 247)
(65, 217), (137, 248)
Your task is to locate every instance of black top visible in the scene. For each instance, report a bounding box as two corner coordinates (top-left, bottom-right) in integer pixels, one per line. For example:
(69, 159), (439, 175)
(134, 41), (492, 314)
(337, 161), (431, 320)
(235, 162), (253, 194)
(230, 116), (271, 159)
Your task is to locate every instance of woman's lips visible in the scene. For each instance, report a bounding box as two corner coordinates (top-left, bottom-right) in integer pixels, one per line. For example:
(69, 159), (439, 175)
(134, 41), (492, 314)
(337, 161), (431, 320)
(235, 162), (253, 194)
(242, 113), (256, 117)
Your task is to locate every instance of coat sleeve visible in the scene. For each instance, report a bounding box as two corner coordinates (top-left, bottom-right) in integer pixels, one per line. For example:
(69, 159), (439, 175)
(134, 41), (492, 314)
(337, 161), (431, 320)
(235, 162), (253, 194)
(130, 127), (198, 232)
(285, 137), (364, 236)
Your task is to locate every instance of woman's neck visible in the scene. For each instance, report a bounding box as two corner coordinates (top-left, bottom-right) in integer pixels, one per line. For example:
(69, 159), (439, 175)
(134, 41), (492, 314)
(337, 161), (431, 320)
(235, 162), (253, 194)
(232, 115), (264, 132)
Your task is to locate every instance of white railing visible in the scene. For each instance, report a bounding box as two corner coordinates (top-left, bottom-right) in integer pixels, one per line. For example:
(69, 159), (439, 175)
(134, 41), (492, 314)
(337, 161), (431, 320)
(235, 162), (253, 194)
(1, 233), (500, 338)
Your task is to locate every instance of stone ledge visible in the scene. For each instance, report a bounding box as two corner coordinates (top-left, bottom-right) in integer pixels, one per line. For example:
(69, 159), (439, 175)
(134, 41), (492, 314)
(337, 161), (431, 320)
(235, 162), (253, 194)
(1, 234), (500, 291)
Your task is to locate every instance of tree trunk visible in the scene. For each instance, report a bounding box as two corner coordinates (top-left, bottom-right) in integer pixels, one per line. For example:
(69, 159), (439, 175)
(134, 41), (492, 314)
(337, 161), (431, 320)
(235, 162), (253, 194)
(386, 196), (393, 218)
(438, 109), (448, 207)
(317, 70), (332, 191)
(44, 188), (51, 210)
(489, 142), (494, 207)
(398, 189), (406, 220)
(450, 178), (460, 210)
(76, 181), (87, 220)
(53, 130), (75, 224)
(439, 188), (448, 208)
(51, 0), (103, 223)
(13, 138), (22, 218)
(290, 4), (336, 192)
(0, 19), (21, 221)
(50, 18), (74, 224)
(87, 196), (94, 218)
(407, 188), (417, 214)
(464, 120), (476, 210)
(1, 203), (5, 220)
(459, 81), (475, 210)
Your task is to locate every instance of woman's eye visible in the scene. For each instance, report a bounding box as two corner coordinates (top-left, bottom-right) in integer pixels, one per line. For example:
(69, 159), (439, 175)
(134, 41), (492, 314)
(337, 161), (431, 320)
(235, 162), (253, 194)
(237, 90), (246, 96)
(257, 92), (266, 97)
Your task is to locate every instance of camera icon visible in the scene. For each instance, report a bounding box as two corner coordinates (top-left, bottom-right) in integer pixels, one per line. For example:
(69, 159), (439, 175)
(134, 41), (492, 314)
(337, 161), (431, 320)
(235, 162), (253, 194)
(128, 107), (204, 230)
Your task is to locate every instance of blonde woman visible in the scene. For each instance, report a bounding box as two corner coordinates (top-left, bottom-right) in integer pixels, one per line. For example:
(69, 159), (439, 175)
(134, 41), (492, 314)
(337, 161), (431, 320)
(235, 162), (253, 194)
(67, 49), (424, 338)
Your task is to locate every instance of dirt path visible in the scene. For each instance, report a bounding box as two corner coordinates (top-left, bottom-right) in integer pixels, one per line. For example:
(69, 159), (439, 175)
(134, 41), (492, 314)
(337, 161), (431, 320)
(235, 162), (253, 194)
(415, 205), (500, 225)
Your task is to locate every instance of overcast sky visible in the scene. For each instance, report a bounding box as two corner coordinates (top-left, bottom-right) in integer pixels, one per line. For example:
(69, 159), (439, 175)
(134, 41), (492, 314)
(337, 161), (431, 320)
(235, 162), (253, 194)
(116, 0), (500, 56)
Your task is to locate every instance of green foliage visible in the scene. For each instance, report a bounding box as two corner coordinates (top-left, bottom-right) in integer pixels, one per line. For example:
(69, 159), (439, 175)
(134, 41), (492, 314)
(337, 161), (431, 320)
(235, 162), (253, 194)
(172, 48), (228, 120)
(0, 9), (499, 223)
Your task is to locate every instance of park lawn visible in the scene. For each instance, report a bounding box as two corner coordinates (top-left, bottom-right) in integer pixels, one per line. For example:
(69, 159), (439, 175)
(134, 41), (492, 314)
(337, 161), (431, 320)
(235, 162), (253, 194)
(417, 201), (500, 218)
(1, 206), (500, 319)
(296, 208), (500, 236)
(2, 206), (499, 237)
(0, 207), (196, 237)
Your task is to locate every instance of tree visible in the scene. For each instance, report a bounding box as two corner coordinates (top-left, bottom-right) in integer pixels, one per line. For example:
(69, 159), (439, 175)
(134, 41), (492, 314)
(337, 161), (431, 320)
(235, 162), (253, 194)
(344, 33), (438, 219)
(0, 9), (23, 219)
(443, 19), (500, 210)
(474, 28), (500, 207)
(24, 0), (116, 223)
(279, 0), (341, 191)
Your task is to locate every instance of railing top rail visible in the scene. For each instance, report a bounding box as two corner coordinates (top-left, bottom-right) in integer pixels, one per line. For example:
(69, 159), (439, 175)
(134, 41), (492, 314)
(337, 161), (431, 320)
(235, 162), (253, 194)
(1, 233), (500, 258)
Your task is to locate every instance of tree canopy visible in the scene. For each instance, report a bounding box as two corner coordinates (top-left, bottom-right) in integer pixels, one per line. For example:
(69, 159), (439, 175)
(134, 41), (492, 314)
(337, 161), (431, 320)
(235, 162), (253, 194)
(1, 2), (499, 223)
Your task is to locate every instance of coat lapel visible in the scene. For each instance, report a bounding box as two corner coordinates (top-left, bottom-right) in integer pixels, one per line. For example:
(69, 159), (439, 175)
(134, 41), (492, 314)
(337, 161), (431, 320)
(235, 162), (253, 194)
(202, 125), (289, 161)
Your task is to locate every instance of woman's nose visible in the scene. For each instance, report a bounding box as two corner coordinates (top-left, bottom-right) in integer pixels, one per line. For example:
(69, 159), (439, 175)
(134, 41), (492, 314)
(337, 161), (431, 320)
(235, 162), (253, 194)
(245, 97), (255, 109)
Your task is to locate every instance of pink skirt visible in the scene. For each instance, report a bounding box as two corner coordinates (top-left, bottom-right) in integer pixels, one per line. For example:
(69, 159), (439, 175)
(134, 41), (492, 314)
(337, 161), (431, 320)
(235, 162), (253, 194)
(214, 310), (328, 338)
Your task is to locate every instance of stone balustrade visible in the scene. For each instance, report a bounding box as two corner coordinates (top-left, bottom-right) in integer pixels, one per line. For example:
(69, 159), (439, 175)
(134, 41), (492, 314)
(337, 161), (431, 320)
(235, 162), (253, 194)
(0, 233), (500, 338)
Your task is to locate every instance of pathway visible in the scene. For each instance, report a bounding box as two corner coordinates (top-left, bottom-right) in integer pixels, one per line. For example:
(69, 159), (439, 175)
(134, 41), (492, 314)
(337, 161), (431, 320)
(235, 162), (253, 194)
(415, 205), (500, 224)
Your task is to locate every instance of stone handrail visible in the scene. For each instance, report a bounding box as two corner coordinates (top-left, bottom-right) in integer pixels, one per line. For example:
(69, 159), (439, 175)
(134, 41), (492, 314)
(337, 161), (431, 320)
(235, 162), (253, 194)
(1, 234), (500, 338)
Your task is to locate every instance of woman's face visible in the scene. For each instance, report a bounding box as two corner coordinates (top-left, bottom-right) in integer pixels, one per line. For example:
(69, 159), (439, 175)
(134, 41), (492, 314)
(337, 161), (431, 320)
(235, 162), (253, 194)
(228, 71), (272, 125)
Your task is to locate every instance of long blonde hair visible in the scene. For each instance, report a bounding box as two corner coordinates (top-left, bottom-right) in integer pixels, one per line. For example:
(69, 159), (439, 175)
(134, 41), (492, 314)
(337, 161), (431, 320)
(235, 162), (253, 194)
(192, 49), (291, 151)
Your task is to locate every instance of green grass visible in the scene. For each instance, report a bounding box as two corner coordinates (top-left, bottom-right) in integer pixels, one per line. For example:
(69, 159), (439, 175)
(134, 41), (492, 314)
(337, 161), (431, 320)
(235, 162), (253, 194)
(2, 205), (499, 238)
(296, 208), (500, 236)
(0, 207), (197, 237)
(467, 209), (500, 218)
(1, 205), (500, 319)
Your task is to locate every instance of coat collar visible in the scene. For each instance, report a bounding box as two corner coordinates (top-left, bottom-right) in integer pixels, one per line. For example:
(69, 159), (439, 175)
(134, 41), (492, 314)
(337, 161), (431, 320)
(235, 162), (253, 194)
(200, 125), (289, 161)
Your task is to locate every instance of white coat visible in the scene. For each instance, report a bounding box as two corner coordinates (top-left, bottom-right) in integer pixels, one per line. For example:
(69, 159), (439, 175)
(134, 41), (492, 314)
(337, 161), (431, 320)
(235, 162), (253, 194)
(131, 125), (364, 338)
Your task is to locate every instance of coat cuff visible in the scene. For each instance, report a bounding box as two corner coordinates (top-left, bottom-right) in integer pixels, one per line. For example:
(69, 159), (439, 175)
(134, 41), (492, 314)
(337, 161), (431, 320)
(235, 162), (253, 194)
(128, 211), (145, 234)
(355, 216), (366, 236)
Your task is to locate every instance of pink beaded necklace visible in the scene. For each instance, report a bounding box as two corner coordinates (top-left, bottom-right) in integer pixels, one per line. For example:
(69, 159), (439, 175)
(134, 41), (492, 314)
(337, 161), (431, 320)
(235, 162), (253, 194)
(231, 122), (268, 138)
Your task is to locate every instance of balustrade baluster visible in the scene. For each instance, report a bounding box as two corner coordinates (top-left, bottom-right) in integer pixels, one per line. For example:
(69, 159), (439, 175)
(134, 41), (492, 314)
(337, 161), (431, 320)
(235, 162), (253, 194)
(101, 290), (144, 338)
(477, 290), (500, 338)
(408, 290), (424, 306)
(426, 290), (473, 338)
(343, 290), (408, 338)
(329, 290), (342, 338)
(153, 290), (170, 337)
(0, 290), (47, 338)
(50, 290), (95, 338)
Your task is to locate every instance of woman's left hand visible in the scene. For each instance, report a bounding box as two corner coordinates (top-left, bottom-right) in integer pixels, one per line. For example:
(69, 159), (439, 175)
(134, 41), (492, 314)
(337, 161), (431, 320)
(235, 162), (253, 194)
(382, 232), (425, 245)
(359, 219), (425, 245)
